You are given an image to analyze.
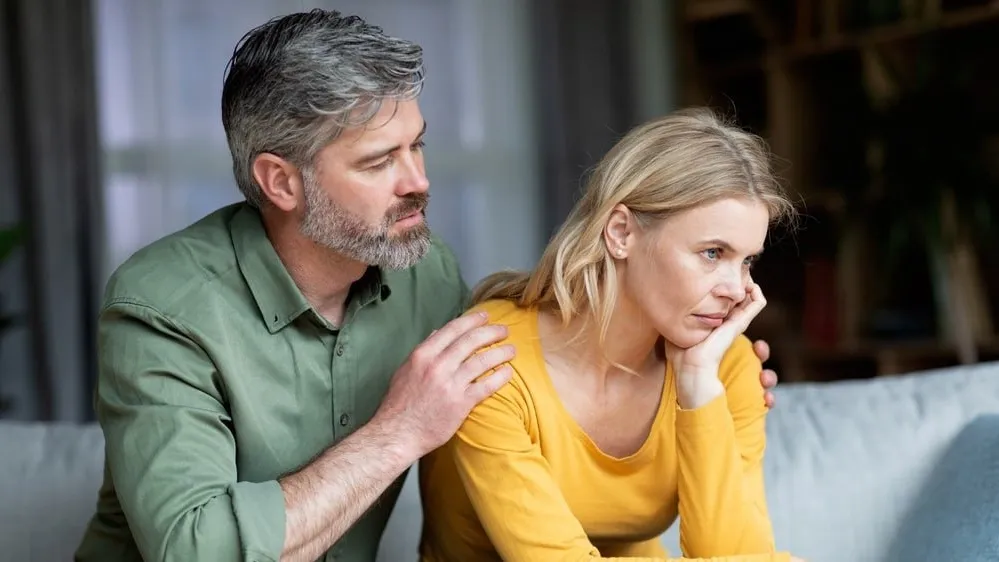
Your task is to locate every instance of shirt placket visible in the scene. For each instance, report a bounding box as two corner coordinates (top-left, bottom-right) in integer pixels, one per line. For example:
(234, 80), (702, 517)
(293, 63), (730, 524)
(331, 324), (357, 443)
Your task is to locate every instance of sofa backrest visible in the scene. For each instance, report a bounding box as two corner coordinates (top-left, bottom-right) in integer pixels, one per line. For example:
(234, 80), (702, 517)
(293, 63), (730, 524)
(5, 360), (999, 562)
(730, 360), (999, 562)
(0, 421), (105, 562)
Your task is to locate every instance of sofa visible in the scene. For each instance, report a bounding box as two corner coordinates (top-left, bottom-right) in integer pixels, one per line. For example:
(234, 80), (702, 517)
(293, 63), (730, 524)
(4, 360), (999, 562)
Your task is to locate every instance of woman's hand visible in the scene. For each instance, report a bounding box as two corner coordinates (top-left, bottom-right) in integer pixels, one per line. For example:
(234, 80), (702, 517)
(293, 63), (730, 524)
(666, 282), (768, 409)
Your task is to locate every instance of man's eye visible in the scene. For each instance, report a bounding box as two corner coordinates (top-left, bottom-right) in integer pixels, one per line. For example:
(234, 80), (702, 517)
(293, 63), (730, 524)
(369, 157), (393, 171)
(703, 248), (720, 260)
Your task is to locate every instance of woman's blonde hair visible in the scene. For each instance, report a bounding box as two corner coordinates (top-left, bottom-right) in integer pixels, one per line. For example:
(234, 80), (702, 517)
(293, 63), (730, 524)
(471, 106), (797, 346)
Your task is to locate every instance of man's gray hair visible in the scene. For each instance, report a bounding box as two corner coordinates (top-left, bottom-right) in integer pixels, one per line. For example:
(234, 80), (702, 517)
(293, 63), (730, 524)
(222, 9), (425, 207)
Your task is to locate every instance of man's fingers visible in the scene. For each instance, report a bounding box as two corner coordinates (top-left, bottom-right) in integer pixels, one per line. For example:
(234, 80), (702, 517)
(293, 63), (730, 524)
(420, 311), (490, 356)
(764, 390), (776, 409)
(466, 365), (513, 403)
(438, 323), (510, 371)
(760, 368), (778, 390)
(753, 339), (771, 363)
(460, 344), (516, 384)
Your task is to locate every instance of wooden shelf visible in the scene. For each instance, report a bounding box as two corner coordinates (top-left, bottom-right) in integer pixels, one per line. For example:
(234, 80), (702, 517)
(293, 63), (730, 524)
(775, 337), (999, 381)
(684, 0), (755, 22)
(776, 3), (999, 61)
(678, 0), (999, 382)
(693, 3), (999, 77)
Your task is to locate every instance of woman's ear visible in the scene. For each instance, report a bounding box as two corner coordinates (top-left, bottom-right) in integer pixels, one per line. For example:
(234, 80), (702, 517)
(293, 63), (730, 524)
(603, 203), (633, 259)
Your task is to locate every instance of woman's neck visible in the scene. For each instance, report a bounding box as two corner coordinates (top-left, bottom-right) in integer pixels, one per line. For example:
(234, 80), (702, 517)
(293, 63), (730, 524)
(539, 298), (661, 384)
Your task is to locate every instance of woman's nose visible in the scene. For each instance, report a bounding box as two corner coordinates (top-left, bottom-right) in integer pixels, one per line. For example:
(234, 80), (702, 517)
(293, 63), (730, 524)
(713, 267), (748, 303)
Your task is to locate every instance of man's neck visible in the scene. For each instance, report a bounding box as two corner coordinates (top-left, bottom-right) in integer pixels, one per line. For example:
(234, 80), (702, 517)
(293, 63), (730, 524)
(263, 215), (368, 326)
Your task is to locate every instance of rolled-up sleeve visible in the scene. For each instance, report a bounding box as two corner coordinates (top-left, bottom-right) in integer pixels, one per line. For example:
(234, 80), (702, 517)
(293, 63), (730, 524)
(96, 300), (286, 562)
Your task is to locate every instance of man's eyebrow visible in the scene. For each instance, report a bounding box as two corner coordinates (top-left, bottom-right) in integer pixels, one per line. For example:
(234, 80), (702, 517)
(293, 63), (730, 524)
(701, 238), (764, 256)
(351, 121), (427, 168)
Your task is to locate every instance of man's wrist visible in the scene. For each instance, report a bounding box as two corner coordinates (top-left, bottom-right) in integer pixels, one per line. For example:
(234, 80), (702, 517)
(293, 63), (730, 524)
(362, 412), (426, 465)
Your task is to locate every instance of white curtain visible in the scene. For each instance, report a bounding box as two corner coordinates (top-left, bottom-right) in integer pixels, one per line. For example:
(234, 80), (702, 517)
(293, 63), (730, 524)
(93, 0), (543, 287)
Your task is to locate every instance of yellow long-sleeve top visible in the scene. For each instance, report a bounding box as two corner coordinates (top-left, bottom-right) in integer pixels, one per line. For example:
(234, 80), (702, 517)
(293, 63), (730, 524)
(418, 299), (791, 562)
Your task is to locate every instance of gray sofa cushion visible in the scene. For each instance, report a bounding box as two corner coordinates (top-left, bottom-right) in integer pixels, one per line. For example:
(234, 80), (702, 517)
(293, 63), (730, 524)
(0, 422), (106, 562)
(660, 361), (999, 562)
(884, 413), (999, 562)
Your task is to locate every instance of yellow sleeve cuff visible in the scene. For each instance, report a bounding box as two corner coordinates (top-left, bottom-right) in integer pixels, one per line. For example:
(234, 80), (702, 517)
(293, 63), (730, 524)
(675, 391), (731, 431)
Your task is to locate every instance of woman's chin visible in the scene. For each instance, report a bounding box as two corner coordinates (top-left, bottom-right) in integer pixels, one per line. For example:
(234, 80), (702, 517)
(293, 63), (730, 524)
(660, 327), (711, 350)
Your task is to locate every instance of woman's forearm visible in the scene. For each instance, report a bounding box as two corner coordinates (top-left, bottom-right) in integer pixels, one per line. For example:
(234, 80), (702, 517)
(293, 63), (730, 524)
(674, 395), (777, 557)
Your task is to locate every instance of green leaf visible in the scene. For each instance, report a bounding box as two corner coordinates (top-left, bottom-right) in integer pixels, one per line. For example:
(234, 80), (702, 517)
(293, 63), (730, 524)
(0, 224), (24, 265)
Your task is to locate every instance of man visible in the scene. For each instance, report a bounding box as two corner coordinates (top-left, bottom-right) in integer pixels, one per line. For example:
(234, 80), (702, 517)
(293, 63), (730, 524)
(76, 9), (780, 562)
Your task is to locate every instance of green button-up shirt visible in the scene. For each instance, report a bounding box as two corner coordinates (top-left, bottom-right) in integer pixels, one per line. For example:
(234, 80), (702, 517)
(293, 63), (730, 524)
(75, 203), (469, 562)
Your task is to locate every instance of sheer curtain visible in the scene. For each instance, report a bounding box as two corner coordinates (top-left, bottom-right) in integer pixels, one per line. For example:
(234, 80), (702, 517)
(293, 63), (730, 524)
(93, 0), (543, 289)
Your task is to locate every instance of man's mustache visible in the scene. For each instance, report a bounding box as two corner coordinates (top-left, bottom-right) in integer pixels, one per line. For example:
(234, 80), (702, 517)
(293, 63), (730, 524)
(389, 193), (430, 221)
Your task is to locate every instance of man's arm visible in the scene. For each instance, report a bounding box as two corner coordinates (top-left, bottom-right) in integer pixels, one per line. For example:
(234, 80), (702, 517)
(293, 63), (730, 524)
(279, 309), (513, 561)
(98, 301), (512, 562)
(97, 302), (287, 561)
(277, 419), (417, 561)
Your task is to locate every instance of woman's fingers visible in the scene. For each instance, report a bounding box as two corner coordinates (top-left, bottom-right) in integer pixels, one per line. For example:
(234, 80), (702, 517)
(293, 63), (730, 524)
(725, 283), (767, 333)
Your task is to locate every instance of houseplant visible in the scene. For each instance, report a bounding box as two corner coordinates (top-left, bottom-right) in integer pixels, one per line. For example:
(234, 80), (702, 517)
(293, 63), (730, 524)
(866, 38), (999, 361)
(0, 223), (24, 414)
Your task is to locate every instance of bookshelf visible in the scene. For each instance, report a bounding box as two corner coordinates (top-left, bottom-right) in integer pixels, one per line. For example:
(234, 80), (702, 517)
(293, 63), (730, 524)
(677, 0), (999, 381)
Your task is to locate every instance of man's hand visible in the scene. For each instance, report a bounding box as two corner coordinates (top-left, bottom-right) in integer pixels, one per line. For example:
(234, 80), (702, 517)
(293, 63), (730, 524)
(752, 339), (779, 409)
(374, 310), (515, 457)
(278, 310), (514, 562)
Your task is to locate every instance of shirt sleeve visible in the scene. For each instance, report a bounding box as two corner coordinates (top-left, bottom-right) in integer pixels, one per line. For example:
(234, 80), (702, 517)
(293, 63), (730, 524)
(451, 364), (790, 562)
(95, 300), (286, 562)
(675, 335), (782, 558)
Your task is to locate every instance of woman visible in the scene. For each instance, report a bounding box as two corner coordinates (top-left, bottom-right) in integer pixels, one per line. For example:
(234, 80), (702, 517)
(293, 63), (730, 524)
(418, 107), (803, 561)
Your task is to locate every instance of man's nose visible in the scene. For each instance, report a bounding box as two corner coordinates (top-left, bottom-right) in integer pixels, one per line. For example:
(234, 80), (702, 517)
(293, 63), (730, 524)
(396, 155), (429, 195)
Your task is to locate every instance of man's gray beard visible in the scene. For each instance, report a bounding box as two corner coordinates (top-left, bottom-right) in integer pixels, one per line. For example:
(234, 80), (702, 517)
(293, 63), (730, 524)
(299, 182), (432, 270)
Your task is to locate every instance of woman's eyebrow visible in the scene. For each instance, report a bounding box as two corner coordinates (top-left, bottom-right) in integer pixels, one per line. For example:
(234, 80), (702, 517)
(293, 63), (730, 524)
(699, 238), (764, 256)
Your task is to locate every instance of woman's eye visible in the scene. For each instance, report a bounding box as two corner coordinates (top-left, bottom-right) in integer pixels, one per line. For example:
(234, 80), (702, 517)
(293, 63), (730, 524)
(412, 140), (426, 151)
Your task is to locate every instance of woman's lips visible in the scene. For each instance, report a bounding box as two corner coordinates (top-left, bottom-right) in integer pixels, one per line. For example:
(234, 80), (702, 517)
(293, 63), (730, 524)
(692, 313), (726, 328)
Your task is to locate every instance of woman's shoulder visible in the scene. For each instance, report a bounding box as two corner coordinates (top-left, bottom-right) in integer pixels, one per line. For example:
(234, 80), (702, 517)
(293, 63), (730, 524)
(466, 299), (540, 347)
(464, 299), (548, 410)
(468, 297), (530, 323)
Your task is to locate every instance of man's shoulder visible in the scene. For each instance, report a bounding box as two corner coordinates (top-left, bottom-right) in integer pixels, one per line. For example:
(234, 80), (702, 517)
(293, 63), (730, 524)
(416, 233), (463, 278)
(102, 204), (243, 314)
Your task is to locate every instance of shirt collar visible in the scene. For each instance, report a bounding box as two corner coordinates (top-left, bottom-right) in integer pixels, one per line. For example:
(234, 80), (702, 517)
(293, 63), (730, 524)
(230, 204), (390, 333)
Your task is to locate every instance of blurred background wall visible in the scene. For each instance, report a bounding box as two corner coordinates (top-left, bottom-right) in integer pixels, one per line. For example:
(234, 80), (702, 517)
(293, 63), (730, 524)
(0, 0), (678, 421)
(1, 0), (997, 422)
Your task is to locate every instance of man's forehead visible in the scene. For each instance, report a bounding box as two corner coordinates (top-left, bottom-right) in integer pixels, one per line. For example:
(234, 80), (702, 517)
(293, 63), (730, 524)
(340, 100), (424, 146)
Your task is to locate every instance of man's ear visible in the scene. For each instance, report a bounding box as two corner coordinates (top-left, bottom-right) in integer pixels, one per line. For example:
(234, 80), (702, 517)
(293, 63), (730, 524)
(251, 153), (303, 212)
(603, 203), (634, 259)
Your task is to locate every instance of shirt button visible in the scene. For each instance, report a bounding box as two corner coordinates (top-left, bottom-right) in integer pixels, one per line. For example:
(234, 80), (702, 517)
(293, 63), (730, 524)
(336, 345), (344, 356)
(339, 413), (350, 426)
